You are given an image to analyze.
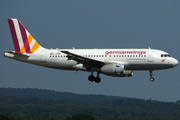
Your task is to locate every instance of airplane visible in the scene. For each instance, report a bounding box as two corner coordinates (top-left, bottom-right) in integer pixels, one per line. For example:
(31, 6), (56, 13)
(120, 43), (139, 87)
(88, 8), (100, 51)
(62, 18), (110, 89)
(4, 18), (178, 83)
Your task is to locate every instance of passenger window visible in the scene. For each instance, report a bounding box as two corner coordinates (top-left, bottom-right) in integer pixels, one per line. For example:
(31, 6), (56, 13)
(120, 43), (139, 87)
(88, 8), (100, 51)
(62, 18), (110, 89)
(105, 55), (107, 57)
(102, 55), (104, 57)
(119, 55), (121, 57)
(161, 54), (163, 57)
(99, 55), (101, 57)
(97, 55), (98, 57)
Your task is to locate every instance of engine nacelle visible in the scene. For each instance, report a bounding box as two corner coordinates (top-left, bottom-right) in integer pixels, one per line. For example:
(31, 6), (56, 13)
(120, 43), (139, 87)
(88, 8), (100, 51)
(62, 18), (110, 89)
(100, 64), (133, 77)
(101, 63), (124, 75)
(73, 64), (86, 70)
(122, 70), (133, 77)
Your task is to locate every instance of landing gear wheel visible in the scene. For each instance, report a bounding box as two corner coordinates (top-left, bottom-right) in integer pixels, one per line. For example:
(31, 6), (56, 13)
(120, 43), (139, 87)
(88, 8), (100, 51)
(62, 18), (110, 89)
(88, 75), (95, 82)
(149, 70), (155, 82)
(150, 77), (155, 82)
(95, 76), (101, 83)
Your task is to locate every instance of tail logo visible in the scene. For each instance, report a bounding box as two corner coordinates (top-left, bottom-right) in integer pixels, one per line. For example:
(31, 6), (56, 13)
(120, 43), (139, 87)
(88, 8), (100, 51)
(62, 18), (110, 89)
(8, 19), (40, 54)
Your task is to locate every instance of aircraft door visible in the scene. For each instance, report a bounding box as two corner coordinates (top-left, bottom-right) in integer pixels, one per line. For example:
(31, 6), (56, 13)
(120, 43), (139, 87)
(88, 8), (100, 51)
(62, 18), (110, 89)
(40, 51), (46, 63)
(148, 51), (154, 62)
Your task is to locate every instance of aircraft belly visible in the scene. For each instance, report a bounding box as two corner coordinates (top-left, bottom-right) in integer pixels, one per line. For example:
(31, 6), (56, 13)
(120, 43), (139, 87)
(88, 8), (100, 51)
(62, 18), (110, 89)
(46, 59), (77, 70)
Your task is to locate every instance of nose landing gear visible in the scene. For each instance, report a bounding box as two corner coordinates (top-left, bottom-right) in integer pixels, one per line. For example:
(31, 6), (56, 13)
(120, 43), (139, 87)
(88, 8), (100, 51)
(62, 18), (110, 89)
(149, 70), (155, 82)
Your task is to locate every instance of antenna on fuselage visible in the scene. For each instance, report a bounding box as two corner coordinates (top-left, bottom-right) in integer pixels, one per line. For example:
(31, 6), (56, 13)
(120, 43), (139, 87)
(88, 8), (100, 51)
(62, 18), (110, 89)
(148, 47), (151, 49)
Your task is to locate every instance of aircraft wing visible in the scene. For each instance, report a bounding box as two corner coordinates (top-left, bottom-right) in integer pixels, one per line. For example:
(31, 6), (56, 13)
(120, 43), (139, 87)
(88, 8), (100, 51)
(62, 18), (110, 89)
(61, 51), (105, 69)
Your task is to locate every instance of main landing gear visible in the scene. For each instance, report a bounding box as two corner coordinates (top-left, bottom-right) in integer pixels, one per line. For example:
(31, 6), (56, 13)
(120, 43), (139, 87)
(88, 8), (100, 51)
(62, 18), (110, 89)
(88, 72), (101, 83)
(149, 70), (155, 82)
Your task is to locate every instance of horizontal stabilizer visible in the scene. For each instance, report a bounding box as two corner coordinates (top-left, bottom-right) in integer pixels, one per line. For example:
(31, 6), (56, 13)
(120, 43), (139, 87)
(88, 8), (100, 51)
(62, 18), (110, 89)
(4, 50), (29, 57)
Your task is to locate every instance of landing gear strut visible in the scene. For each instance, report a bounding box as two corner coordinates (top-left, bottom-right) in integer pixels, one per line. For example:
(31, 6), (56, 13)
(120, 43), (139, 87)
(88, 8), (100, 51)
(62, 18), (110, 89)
(149, 70), (155, 82)
(88, 71), (101, 83)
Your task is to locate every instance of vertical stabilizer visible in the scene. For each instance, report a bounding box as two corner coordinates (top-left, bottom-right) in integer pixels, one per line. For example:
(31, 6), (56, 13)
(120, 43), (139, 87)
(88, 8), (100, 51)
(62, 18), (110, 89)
(8, 19), (44, 54)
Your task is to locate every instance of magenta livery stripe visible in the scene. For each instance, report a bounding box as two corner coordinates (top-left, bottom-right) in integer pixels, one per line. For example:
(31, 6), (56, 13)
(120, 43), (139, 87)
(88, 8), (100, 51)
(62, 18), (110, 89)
(8, 19), (21, 53)
(18, 20), (32, 53)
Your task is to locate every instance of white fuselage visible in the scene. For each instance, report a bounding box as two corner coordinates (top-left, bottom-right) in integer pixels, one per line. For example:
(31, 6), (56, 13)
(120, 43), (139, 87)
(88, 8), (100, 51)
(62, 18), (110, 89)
(4, 48), (178, 72)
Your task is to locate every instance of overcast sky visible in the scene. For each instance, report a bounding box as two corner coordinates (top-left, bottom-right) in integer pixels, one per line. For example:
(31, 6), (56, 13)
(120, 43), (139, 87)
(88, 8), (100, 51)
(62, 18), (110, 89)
(0, 0), (180, 102)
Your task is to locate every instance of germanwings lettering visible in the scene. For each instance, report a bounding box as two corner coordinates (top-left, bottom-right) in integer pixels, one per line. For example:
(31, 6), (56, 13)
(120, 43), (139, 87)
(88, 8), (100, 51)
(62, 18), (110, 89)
(105, 50), (146, 55)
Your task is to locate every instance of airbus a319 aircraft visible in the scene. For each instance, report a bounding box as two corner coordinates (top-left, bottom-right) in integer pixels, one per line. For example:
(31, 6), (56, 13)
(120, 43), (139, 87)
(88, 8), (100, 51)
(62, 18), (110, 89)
(4, 19), (178, 83)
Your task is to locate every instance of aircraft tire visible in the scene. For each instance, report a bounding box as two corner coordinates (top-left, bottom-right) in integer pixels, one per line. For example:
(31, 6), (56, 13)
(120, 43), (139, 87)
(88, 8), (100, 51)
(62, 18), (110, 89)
(88, 75), (95, 82)
(150, 77), (155, 82)
(95, 77), (101, 83)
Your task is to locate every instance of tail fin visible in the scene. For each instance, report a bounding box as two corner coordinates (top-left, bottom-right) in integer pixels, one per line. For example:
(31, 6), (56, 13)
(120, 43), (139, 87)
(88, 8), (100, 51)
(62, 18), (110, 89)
(8, 18), (43, 54)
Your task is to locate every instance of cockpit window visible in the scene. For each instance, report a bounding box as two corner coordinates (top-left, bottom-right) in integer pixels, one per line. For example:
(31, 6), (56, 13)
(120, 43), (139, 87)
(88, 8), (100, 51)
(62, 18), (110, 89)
(161, 54), (171, 57)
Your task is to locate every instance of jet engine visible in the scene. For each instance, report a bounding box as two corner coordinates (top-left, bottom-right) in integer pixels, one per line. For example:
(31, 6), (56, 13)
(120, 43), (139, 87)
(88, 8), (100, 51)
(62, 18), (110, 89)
(121, 70), (133, 77)
(73, 64), (86, 70)
(100, 63), (133, 77)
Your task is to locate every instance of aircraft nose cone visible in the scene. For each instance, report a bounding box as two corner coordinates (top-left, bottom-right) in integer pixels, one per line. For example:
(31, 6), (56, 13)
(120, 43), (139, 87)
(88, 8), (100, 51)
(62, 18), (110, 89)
(173, 58), (178, 67)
